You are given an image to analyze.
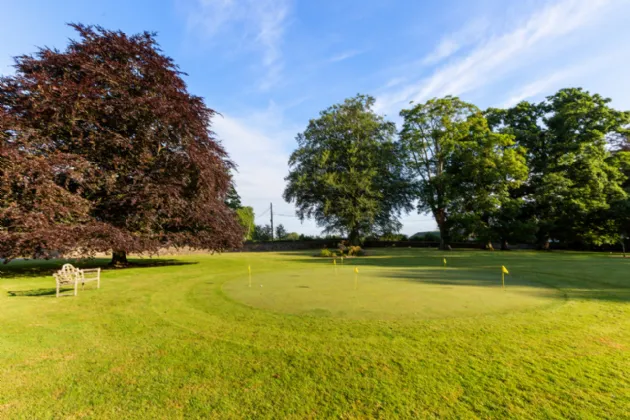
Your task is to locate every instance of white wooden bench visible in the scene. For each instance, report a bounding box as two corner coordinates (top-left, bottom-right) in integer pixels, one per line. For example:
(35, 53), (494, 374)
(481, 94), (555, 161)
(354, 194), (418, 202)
(79, 267), (101, 291)
(54, 264), (101, 297)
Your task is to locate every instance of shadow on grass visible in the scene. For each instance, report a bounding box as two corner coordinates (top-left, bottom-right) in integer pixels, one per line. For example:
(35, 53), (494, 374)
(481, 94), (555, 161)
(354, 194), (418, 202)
(0, 258), (197, 279)
(388, 269), (630, 302)
(7, 288), (66, 297)
(281, 250), (630, 303)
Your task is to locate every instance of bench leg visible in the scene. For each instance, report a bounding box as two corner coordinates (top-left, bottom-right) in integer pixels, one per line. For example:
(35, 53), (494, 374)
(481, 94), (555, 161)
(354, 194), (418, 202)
(56, 284), (60, 298)
(74, 280), (78, 296)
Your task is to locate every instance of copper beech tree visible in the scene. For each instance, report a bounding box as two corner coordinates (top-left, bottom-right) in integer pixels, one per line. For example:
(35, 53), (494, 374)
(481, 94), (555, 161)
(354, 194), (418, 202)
(0, 24), (243, 265)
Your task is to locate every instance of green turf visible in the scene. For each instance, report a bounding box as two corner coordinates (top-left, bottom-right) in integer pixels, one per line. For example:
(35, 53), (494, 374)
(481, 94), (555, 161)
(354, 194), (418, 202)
(0, 249), (629, 418)
(224, 265), (562, 319)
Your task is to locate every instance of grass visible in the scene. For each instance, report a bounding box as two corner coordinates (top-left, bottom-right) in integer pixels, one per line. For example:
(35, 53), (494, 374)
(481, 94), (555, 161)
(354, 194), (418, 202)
(0, 249), (629, 418)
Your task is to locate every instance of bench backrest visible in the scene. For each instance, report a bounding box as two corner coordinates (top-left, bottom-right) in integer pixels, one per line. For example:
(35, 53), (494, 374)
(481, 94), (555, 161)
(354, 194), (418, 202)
(55, 264), (81, 285)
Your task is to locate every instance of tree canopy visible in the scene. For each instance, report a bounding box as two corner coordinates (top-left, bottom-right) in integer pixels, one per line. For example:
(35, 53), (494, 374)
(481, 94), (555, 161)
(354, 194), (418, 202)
(399, 97), (527, 249)
(0, 24), (243, 264)
(487, 88), (630, 248)
(236, 207), (255, 241)
(283, 95), (414, 244)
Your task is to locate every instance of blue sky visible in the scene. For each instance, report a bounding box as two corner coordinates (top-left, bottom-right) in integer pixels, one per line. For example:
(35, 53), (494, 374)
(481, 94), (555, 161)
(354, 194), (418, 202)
(2, 0), (630, 235)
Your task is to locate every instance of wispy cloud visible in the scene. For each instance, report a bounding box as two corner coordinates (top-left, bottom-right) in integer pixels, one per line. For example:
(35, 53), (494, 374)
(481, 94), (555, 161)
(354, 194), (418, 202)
(500, 70), (572, 108)
(328, 49), (364, 63)
(376, 0), (616, 114)
(186, 0), (291, 90)
(212, 106), (320, 234)
(422, 18), (488, 65)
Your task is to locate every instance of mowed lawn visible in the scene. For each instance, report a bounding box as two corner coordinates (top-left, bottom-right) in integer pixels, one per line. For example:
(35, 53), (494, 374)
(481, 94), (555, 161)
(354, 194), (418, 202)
(1, 249), (629, 418)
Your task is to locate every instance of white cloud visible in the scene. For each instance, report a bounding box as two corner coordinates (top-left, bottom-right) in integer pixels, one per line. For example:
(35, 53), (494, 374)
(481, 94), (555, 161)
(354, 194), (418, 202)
(422, 38), (460, 65)
(329, 49), (364, 63)
(500, 69), (575, 108)
(212, 109), (321, 234)
(422, 18), (489, 65)
(187, 0), (290, 90)
(376, 0), (616, 114)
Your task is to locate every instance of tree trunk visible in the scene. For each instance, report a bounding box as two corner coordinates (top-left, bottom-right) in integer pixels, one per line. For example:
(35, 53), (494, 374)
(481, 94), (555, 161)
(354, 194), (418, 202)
(348, 228), (360, 246)
(435, 209), (451, 251)
(438, 227), (451, 250)
(110, 250), (128, 267)
(501, 238), (509, 251)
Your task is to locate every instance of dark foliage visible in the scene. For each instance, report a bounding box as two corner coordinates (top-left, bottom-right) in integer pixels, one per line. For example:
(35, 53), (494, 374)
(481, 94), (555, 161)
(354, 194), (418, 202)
(0, 24), (243, 262)
(252, 224), (273, 241)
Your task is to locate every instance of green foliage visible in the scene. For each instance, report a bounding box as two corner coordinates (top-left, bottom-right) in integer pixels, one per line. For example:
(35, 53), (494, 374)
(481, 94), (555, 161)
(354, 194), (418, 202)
(284, 94), (414, 245)
(235, 207), (255, 240)
(252, 224), (273, 241)
(318, 248), (334, 257)
(488, 88), (630, 247)
(285, 232), (300, 241)
(275, 224), (288, 240)
(379, 233), (409, 241)
(400, 96), (527, 249)
(348, 245), (365, 256)
(415, 232), (440, 242)
(224, 185), (243, 210)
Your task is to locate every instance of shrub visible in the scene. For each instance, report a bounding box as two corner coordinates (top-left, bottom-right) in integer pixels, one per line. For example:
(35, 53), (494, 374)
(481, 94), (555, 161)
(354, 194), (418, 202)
(348, 246), (365, 256)
(337, 241), (348, 256)
(319, 248), (332, 257)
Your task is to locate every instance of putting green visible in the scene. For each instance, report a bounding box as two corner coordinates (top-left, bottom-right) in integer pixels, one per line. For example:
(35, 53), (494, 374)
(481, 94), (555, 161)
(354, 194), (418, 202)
(223, 264), (563, 319)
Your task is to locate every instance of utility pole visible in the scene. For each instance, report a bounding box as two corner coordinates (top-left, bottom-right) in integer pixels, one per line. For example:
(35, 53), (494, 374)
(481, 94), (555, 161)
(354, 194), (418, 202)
(270, 202), (274, 241)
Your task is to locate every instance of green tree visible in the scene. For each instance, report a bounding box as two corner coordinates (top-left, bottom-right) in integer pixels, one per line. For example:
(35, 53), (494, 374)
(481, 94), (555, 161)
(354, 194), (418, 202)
(399, 96), (526, 250)
(488, 88), (630, 248)
(284, 95), (414, 245)
(236, 207), (255, 240)
(608, 148), (630, 256)
(275, 224), (288, 240)
(285, 232), (300, 241)
(224, 185), (243, 210)
(252, 224), (273, 241)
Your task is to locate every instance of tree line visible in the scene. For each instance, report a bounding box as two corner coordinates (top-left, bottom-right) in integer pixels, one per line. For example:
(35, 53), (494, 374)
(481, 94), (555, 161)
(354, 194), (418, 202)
(2, 24), (628, 263)
(284, 92), (630, 250)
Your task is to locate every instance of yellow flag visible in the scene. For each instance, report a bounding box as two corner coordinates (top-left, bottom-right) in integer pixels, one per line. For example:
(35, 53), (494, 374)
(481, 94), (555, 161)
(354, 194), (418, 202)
(248, 265), (251, 274)
(333, 259), (336, 265)
(502, 265), (509, 274)
(354, 267), (359, 274)
(443, 258), (447, 265)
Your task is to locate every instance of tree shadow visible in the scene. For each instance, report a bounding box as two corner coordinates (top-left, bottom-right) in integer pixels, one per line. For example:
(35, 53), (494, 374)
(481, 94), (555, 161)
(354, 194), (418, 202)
(0, 258), (197, 279)
(280, 250), (630, 303)
(385, 268), (630, 303)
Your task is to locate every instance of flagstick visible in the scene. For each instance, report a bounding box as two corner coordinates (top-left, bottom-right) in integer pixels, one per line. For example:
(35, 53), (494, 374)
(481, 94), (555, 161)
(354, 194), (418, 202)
(502, 271), (504, 289)
(248, 265), (252, 288)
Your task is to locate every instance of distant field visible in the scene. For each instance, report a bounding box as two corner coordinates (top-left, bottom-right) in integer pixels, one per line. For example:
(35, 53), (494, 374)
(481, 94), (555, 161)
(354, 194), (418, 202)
(1, 249), (629, 418)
